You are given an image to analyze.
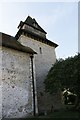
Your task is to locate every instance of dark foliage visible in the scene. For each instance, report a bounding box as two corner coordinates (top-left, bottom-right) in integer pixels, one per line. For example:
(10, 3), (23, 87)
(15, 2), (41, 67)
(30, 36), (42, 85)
(44, 54), (80, 108)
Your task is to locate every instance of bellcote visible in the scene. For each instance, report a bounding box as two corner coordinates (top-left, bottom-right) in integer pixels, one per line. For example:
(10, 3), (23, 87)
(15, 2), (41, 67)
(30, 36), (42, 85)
(16, 16), (47, 39)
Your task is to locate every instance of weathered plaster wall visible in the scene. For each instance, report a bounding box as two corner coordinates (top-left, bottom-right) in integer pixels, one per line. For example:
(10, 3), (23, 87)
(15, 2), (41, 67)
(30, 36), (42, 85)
(1, 47), (33, 118)
(18, 35), (56, 87)
(0, 46), (2, 119)
(18, 35), (60, 113)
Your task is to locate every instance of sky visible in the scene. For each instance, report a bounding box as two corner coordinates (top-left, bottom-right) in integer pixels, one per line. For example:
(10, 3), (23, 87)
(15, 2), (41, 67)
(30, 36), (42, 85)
(0, 1), (78, 59)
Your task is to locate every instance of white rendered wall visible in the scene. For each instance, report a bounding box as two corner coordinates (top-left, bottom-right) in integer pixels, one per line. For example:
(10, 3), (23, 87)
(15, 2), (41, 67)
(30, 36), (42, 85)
(18, 35), (58, 112)
(18, 35), (56, 90)
(0, 46), (2, 119)
(1, 47), (33, 118)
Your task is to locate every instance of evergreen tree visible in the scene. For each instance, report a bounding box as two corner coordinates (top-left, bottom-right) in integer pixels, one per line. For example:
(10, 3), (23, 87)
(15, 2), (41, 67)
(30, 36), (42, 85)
(44, 54), (80, 109)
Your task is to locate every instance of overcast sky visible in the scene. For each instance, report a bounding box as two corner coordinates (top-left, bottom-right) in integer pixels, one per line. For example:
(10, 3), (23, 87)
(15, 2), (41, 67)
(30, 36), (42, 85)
(0, 1), (78, 59)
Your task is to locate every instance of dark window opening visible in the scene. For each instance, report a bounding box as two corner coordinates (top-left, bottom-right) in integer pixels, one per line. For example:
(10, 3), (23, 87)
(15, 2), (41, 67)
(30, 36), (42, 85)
(39, 47), (42, 54)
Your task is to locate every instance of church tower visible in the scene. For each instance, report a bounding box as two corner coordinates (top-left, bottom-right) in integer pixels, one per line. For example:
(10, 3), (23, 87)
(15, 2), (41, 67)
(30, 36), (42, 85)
(15, 16), (58, 114)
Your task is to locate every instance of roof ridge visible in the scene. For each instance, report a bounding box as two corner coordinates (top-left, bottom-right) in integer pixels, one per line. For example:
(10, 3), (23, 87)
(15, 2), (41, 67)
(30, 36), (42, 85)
(24, 16), (47, 34)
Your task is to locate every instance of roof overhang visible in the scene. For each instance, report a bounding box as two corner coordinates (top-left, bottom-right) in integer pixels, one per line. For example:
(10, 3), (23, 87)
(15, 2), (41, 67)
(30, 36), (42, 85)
(0, 32), (37, 54)
(15, 29), (58, 48)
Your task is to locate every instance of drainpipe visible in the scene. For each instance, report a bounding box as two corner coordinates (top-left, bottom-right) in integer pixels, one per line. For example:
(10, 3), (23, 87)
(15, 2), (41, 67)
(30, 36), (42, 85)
(30, 55), (36, 116)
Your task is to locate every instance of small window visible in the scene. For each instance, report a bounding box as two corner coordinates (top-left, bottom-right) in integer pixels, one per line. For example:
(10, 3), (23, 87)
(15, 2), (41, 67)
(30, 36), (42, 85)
(39, 47), (42, 54)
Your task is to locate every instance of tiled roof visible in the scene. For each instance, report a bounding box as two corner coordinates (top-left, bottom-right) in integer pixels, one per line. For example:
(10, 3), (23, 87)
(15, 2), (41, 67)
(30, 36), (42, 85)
(16, 16), (58, 48)
(0, 32), (37, 54)
(18, 16), (47, 34)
